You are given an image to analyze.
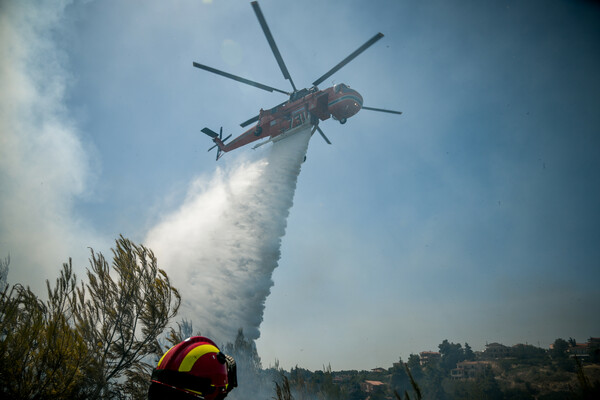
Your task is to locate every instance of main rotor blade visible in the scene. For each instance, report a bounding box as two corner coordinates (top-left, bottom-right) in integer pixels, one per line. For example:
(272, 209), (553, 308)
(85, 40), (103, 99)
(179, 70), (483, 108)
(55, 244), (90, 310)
(362, 106), (403, 115)
(312, 33), (384, 87)
(193, 62), (289, 95)
(316, 126), (332, 145)
(251, 1), (297, 92)
(240, 115), (259, 128)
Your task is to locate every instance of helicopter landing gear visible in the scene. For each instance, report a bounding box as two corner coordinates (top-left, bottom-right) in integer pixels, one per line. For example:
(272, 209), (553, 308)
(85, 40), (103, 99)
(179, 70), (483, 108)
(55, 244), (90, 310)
(339, 118), (347, 125)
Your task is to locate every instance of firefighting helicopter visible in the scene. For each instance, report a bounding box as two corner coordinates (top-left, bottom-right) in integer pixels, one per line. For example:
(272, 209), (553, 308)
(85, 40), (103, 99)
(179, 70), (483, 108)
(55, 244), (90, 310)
(195, 1), (402, 160)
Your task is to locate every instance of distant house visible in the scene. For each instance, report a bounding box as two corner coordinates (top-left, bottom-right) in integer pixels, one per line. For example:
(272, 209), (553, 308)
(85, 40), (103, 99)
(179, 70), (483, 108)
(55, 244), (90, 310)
(419, 351), (441, 366)
(450, 361), (491, 379)
(361, 380), (386, 393)
(483, 343), (511, 359)
(565, 338), (600, 360)
(547, 337), (600, 360)
(587, 337), (600, 352)
(568, 343), (590, 359)
(371, 367), (387, 374)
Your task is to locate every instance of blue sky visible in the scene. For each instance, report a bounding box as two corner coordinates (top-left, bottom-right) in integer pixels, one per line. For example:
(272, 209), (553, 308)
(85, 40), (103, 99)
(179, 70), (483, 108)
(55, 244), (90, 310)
(1, 0), (599, 371)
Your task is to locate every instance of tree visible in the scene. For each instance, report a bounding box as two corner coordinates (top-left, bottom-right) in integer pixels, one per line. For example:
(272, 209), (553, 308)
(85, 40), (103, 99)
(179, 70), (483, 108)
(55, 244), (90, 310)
(438, 339), (465, 372)
(464, 343), (475, 361)
(0, 237), (181, 400)
(391, 358), (414, 397)
(74, 236), (181, 398)
(319, 363), (342, 400)
(224, 328), (262, 373)
(399, 362), (423, 400)
(550, 338), (569, 359)
(0, 262), (90, 399)
(224, 329), (265, 400)
(288, 365), (313, 400)
(421, 365), (448, 400)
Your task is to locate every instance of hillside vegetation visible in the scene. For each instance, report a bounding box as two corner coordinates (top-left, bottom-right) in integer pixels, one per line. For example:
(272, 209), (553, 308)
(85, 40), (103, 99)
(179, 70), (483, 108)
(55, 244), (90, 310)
(1, 244), (598, 399)
(269, 339), (600, 400)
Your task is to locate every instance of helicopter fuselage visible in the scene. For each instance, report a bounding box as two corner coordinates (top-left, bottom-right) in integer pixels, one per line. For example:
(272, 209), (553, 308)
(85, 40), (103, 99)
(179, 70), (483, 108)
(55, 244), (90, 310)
(220, 83), (363, 153)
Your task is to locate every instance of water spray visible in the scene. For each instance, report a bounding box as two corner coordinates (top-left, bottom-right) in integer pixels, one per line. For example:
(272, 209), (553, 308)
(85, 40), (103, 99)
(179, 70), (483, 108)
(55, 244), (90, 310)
(146, 126), (312, 343)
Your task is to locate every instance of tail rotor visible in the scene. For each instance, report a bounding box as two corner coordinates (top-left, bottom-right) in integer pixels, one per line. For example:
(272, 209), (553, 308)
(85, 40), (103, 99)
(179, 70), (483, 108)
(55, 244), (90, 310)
(202, 127), (231, 160)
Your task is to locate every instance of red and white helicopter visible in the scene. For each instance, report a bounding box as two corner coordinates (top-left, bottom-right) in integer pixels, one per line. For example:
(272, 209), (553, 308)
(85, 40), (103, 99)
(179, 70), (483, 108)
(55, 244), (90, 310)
(195, 1), (402, 160)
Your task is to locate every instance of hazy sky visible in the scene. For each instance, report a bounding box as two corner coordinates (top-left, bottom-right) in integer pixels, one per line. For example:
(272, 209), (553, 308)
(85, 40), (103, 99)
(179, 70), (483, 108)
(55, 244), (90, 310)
(1, 0), (599, 371)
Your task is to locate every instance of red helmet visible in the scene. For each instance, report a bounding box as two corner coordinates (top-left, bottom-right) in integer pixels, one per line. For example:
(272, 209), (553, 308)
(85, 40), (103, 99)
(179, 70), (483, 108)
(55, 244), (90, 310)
(150, 336), (235, 400)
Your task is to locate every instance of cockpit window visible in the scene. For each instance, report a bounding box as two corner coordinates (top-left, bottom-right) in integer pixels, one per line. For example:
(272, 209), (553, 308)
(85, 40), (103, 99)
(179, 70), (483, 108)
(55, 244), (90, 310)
(334, 83), (349, 93)
(334, 83), (351, 94)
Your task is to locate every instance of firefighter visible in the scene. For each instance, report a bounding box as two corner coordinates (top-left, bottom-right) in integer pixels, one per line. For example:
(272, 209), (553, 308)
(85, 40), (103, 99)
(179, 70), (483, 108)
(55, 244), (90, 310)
(149, 336), (237, 400)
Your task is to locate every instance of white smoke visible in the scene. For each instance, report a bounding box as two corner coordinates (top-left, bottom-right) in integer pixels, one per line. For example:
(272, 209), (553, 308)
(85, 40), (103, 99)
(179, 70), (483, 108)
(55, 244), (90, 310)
(0, 1), (100, 292)
(146, 127), (312, 343)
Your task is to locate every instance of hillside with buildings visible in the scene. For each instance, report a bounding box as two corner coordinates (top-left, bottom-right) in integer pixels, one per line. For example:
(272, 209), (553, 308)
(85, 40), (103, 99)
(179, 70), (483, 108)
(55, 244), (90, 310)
(270, 337), (600, 400)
